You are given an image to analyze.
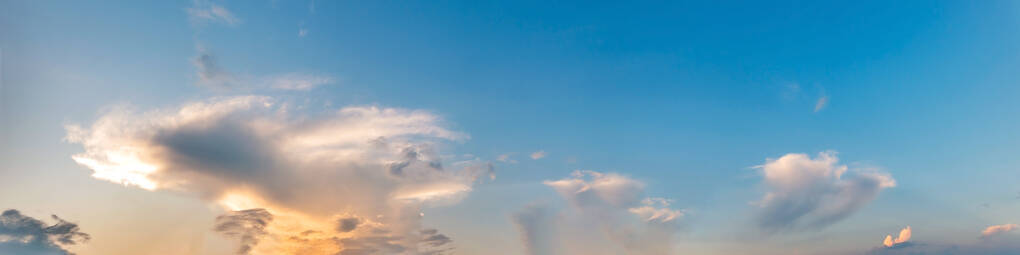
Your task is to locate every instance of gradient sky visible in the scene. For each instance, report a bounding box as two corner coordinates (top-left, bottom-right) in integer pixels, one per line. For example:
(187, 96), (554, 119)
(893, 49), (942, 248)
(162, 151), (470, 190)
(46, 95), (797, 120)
(3, 1), (1020, 255)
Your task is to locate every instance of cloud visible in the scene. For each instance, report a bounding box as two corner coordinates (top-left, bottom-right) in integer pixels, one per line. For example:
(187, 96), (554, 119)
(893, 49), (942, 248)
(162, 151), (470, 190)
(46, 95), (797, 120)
(214, 208), (273, 255)
(883, 226), (911, 247)
(192, 49), (334, 91)
(336, 217), (361, 233)
(530, 151), (546, 160)
(299, 28), (309, 37)
(0, 209), (90, 255)
(192, 51), (239, 90)
(187, 0), (241, 26)
(868, 226), (1020, 255)
(982, 224), (1018, 238)
(814, 96), (829, 112)
(497, 153), (518, 164)
(267, 73), (333, 91)
(752, 151), (895, 232)
(65, 96), (488, 254)
(512, 204), (558, 255)
(516, 171), (684, 255)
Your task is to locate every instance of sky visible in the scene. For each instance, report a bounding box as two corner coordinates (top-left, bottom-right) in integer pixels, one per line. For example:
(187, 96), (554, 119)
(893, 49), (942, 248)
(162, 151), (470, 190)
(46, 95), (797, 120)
(2, 1), (1020, 254)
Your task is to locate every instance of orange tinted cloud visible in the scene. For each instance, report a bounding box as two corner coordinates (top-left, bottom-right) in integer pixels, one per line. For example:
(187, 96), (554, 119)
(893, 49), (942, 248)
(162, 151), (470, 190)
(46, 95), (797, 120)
(982, 224), (1018, 238)
(883, 226), (911, 247)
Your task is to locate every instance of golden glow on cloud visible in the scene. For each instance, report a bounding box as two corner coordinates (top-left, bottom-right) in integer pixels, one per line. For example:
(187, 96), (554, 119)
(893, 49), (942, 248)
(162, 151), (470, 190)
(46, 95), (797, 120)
(65, 96), (488, 254)
(883, 226), (911, 247)
(982, 224), (1018, 238)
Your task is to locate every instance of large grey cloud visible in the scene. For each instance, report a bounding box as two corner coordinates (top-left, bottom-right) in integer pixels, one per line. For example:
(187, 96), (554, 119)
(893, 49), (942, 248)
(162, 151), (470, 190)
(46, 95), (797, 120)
(753, 151), (895, 232)
(0, 209), (90, 255)
(65, 96), (490, 254)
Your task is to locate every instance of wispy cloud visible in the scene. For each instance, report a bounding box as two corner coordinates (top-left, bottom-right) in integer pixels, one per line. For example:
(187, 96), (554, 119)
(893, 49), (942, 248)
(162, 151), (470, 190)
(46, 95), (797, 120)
(752, 151), (895, 232)
(530, 150), (546, 160)
(982, 224), (1018, 238)
(814, 95), (829, 112)
(514, 171), (685, 254)
(497, 153), (518, 164)
(187, 0), (241, 26)
(191, 48), (334, 91)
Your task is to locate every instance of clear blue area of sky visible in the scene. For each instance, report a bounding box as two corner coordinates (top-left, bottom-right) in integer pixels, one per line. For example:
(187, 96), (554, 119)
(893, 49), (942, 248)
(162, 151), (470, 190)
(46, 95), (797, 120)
(3, 1), (1020, 254)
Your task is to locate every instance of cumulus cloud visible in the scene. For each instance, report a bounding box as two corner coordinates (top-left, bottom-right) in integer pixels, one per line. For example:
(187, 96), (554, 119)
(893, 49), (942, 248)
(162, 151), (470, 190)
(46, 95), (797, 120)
(883, 226), (911, 247)
(191, 49), (334, 91)
(65, 96), (488, 254)
(515, 171), (684, 255)
(0, 209), (90, 255)
(187, 0), (241, 26)
(982, 224), (1018, 238)
(214, 208), (273, 255)
(530, 150), (546, 160)
(753, 151), (894, 232)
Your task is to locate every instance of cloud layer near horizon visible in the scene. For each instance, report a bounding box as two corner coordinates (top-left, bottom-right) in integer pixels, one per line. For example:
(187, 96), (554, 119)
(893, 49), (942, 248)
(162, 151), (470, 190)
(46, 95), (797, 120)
(65, 96), (491, 254)
(512, 171), (684, 255)
(754, 151), (895, 232)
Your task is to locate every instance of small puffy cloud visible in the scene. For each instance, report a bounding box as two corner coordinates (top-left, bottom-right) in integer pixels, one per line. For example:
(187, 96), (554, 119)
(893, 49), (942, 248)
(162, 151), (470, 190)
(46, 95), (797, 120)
(753, 151), (895, 232)
(0, 209), (90, 255)
(187, 0), (241, 26)
(883, 226), (911, 247)
(814, 96), (829, 112)
(214, 209), (273, 255)
(530, 150), (546, 160)
(519, 171), (684, 255)
(65, 96), (487, 253)
(868, 226), (1020, 255)
(982, 224), (1018, 238)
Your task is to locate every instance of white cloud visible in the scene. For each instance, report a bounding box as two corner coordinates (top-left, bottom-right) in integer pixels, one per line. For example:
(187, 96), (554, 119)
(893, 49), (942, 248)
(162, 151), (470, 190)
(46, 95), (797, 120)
(65, 96), (488, 254)
(514, 171), (684, 255)
(814, 95), (829, 112)
(530, 150), (546, 160)
(187, 0), (241, 26)
(753, 151), (895, 231)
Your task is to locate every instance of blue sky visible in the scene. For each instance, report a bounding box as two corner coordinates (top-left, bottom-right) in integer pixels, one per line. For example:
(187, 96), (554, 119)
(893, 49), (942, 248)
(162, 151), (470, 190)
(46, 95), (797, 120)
(3, 1), (1020, 254)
